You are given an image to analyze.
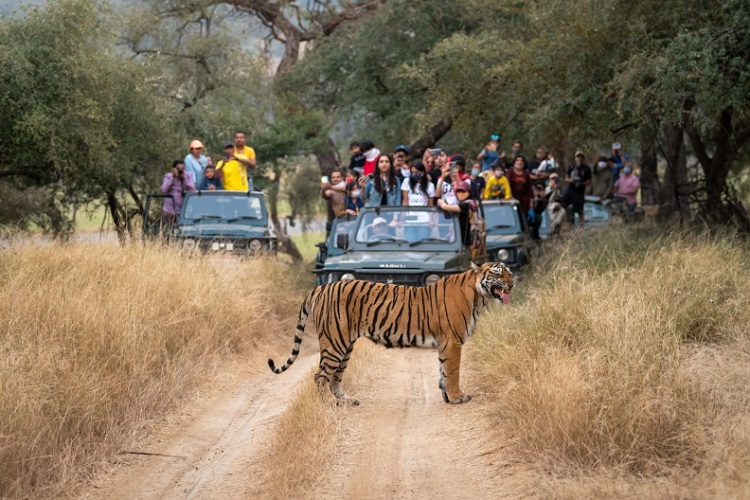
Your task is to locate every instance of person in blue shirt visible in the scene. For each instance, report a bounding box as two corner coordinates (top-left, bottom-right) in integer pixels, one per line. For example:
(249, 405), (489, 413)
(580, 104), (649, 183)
(198, 165), (223, 191)
(477, 134), (501, 172)
(184, 139), (211, 188)
(345, 181), (364, 215)
(610, 142), (631, 181)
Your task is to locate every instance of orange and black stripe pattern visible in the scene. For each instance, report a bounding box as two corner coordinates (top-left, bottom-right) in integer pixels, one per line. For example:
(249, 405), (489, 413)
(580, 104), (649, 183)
(268, 262), (514, 404)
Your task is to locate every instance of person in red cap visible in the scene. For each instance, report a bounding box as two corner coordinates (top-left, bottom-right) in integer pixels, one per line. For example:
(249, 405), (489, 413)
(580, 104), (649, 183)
(437, 180), (476, 247)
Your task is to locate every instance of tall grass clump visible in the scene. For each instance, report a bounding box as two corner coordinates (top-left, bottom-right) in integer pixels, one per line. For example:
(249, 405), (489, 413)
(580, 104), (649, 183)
(474, 231), (750, 474)
(262, 341), (378, 499)
(0, 244), (305, 498)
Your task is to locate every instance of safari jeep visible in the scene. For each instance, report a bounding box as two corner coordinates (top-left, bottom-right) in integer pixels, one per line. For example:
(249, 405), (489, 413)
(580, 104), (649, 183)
(482, 199), (533, 269)
(315, 206), (485, 286)
(143, 191), (276, 255)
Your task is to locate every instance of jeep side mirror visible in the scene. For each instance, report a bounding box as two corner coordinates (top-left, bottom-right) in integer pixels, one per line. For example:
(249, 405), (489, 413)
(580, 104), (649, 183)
(336, 233), (349, 249)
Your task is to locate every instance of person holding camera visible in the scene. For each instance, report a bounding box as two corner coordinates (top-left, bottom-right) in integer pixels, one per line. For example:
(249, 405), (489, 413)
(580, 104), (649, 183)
(161, 160), (196, 222)
(560, 151), (592, 229)
(215, 142), (247, 191)
(321, 168), (347, 217)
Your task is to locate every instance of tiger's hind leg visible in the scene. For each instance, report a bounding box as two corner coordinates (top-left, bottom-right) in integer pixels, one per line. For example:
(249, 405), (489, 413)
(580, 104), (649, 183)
(330, 343), (359, 406)
(314, 343), (359, 406)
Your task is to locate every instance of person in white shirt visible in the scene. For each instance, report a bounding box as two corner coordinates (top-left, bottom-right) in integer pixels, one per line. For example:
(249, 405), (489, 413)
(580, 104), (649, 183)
(401, 162), (436, 207)
(401, 162), (436, 242)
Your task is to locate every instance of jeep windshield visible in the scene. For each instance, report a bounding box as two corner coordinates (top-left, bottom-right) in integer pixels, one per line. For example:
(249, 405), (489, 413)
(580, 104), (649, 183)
(182, 194), (264, 224)
(353, 208), (458, 248)
(484, 204), (523, 235)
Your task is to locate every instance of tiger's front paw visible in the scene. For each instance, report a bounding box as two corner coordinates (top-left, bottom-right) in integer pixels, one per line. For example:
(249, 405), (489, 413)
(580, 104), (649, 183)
(447, 393), (472, 404)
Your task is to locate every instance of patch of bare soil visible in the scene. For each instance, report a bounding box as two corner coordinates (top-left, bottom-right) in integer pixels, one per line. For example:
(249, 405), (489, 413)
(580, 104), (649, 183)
(312, 345), (539, 500)
(80, 342), (537, 500)
(79, 352), (318, 500)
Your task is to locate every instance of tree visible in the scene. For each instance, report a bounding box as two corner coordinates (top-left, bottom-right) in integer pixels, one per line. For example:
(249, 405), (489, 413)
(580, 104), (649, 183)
(402, 0), (750, 227)
(0, 0), (179, 239)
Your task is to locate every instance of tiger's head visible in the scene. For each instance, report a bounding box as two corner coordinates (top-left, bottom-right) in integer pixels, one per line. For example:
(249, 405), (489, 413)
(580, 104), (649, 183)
(472, 262), (515, 305)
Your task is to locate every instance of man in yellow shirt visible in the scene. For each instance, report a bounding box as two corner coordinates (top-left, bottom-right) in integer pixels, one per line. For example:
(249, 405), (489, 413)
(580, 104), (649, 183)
(484, 166), (512, 200)
(216, 142), (247, 191)
(233, 130), (257, 191)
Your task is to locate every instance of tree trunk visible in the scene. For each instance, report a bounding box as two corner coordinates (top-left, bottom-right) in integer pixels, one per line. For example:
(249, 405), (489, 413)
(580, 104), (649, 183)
(266, 166), (304, 263)
(314, 137), (341, 176)
(658, 124), (690, 222)
(408, 117), (453, 159)
(106, 191), (127, 245)
(638, 127), (660, 206)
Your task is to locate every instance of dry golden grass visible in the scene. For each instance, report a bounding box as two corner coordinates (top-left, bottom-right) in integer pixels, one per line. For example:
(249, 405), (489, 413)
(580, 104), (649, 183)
(261, 340), (377, 499)
(0, 243), (306, 498)
(473, 230), (750, 496)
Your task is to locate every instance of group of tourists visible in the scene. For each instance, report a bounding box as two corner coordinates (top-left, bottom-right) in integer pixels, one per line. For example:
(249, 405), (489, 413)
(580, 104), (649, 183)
(322, 136), (642, 240)
(161, 131), (257, 219)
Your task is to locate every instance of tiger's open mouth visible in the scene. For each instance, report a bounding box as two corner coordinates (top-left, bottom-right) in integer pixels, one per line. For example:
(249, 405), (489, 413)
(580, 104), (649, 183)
(490, 285), (511, 304)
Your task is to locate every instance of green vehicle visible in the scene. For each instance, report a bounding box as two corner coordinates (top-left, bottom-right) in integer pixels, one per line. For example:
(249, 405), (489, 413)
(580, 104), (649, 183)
(142, 191), (277, 255)
(315, 206), (485, 286)
(483, 199), (533, 269)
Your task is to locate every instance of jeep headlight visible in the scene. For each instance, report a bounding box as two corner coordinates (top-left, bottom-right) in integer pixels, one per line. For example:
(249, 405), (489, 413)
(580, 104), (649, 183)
(496, 249), (510, 261)
(424, 273), (441, 286)
(249, 239), (263, 252)
(340, 273), (356, 281)
(182, 238), (196, 249)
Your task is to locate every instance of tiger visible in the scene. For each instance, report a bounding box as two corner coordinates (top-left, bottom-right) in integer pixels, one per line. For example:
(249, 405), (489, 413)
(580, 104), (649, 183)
(268, 262), (515, 405)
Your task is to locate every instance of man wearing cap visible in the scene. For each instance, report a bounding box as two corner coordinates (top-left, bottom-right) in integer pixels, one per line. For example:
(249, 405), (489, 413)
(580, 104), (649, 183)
(368, 216), (391, 241)
(184, 139), (210, 188)
(393, 145), (411, 185)
(216, 142), (248, 191)
(233, 131), (257, 191)
(561, 151), (592, 228)
(437, 180), (475, 247)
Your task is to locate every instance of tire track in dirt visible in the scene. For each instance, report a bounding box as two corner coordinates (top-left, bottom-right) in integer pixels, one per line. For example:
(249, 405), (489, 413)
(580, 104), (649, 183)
(80, 354), (318, 500)
(315, 345), (536, 500)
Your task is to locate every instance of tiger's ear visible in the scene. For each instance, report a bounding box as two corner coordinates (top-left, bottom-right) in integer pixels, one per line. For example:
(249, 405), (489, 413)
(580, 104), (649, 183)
(471, 261), (481, 272)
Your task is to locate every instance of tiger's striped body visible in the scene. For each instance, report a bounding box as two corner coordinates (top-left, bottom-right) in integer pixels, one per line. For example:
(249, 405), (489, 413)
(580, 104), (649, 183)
(268, 262), (515, 404)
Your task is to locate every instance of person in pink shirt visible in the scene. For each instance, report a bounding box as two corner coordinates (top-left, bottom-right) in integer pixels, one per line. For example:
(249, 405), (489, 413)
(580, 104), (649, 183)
(612, 162), (640, 213)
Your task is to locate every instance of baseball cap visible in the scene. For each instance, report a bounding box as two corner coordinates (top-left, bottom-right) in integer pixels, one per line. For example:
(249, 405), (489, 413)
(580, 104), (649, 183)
(455, 180), (471, 192)
(373, 217), (387, 226)
(612, 142), (622, 150)
(394, 144), (409, 154)
(429, 148), (443, 156)
(449, 154), (466, 166)
(575, 150), (585, 158)
(490, 134), (500, 141)
(223, 142), (234, 149)
(190, 139), (204, 150)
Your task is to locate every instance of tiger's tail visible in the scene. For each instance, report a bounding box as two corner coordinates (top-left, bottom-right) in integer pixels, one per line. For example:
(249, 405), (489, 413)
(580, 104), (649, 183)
(268, 288), (316, 374)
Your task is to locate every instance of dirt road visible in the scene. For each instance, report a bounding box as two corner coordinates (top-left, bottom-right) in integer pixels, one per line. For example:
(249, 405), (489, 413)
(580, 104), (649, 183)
(82, 345), (534, 500)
